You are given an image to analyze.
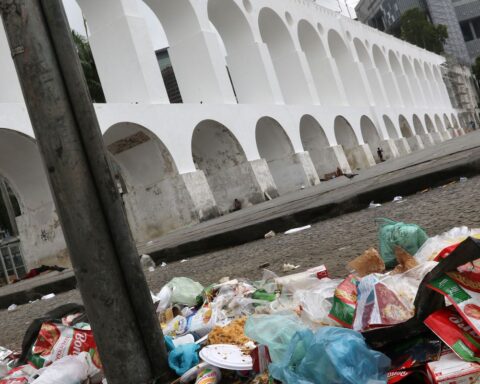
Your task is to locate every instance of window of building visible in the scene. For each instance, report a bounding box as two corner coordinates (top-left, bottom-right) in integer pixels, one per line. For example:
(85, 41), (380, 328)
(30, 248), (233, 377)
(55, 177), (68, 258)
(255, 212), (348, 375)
(461, 20), (474, 41)
(472, 17), (480, 39)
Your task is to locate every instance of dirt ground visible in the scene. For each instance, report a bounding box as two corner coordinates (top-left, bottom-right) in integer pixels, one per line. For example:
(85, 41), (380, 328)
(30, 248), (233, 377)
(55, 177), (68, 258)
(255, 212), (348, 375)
(1, 174), (480, 351)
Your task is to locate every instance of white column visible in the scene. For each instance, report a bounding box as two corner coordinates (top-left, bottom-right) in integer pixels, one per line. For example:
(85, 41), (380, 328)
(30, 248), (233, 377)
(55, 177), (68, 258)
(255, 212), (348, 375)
(78, 0), (168, 104)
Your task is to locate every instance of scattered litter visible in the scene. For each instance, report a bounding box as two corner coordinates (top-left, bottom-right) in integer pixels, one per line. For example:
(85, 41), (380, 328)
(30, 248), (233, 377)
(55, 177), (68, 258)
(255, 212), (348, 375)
(420, 188), (430, 194)
(41, 293), (56, 300)
(5, 222), (480, 384)
(148, 266), (155, 272)
(264, 230), (275, 239)
(146, 240), (154, 245)
(180, 259), (188, 263)
(7, 304), (17, 312)
(282, 263), (300, 272)
(369, 201), (382, 208)
(460, 177), (468, 183)
(258, 263), (270, 269)
(161, 262), (167, 268)
(284, 225), (311, 235)
(393, 196), (403, 203)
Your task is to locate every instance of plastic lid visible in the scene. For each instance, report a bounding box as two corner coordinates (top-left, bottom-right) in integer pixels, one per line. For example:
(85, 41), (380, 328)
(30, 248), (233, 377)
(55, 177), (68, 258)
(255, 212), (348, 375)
(199, 344), (253, 371)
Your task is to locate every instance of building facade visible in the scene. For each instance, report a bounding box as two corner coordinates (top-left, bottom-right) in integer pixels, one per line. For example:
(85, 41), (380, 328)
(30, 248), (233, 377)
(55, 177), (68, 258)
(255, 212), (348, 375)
(0, 0), (473, 274)
(455, 0), (480, 62)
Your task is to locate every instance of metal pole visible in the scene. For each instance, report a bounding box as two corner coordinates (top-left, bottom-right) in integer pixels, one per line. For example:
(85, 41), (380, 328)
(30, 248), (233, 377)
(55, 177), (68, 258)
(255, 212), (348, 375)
(0, 1), (170, 383)
(0, 178), (18, 236)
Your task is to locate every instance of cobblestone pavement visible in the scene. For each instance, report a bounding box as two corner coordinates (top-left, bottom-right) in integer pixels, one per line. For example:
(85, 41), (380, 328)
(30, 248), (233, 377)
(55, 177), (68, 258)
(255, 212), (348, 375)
(2, 174), (480, 350)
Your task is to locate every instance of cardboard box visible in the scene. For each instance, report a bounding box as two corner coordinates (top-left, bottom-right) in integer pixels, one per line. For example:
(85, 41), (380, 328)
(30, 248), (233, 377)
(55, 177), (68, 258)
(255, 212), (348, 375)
(427, 352), (480, 383)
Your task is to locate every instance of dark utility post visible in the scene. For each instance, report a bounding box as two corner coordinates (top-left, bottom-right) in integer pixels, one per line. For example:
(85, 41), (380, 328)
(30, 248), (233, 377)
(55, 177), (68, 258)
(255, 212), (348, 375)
(0, 1), (170, 383)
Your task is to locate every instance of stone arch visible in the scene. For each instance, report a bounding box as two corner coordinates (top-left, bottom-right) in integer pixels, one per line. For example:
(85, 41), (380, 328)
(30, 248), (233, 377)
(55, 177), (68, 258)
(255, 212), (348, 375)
(424, 63), (442, 101)
(360, 116), (383, 163)
(0, 129), (66, 270)
(389, 51), (413, 107)
(300, 115), (336, 177)
(434, 114), (445, 132)
(373, 45), (401, 106)
(383, 115), (399, 139)
(297, 20), (343, 105)
(192, 120), (265, 213)
(451, 114), (460, 129)
(424, 115), (436, 133)
(104, 122), (199, 241)
(433, 65), (449, 106)
(208, 0), (272, 103)
(258, 8), (312, 104)
(402, 56), (424, 106)
(399, 115), (414, 138)
(443, 114), (453, 130)
(412, 114), (426, 135)
(354, 39), (383, 105)
(334, 116), (371, 170)
(414, 59), (433, 105)
(256, 117), (308, 195)
(328, 30), (369, 106)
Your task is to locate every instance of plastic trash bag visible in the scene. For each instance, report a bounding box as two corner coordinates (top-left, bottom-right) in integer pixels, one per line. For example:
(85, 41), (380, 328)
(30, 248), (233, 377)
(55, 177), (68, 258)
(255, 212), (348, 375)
(377, 219), (428, 268)
(168, 343), (200, 376)
(31, 352), (100, 384)
(167, 277), (204, 307)
(269, 327), (390, 384)
(244, 313), (306, 363)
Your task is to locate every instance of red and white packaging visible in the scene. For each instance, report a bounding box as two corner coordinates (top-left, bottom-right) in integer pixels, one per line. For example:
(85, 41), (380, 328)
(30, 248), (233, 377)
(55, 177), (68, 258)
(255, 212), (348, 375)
(29, 322), (101, 369)
(0, 364), (38, 384)
(427, 352), (480, 384)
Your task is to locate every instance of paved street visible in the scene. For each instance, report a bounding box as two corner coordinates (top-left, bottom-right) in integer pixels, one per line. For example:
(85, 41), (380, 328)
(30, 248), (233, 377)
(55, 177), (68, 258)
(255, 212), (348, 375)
(2, 171), (480, 351)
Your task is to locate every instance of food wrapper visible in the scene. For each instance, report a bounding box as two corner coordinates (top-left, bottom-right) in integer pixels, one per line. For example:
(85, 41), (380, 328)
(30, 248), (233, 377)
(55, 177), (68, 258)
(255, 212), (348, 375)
(0, 365), (38, 384)
(425, 306), (480, 363)
(427, 351), (480, 384)
(328, 274), (358, 328)
(428, 272), (480, 337)
(29, 322), (101, 369)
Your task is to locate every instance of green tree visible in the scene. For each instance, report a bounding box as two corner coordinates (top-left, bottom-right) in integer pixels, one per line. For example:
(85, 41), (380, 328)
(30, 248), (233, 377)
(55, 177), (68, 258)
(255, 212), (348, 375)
(399, 8), (448, 54)
(72, 31), (106, 103)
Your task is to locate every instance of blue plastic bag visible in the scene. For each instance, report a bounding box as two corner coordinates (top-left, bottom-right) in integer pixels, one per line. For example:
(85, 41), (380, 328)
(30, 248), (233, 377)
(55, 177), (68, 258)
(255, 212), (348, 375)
(168, 343), (200, 376)
(245, 313), (307, 363)
(269, 327), (390, 384)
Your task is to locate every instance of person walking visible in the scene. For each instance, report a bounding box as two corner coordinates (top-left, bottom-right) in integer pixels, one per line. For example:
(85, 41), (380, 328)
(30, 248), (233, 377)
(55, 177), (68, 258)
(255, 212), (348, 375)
(377, 147), (385, 162)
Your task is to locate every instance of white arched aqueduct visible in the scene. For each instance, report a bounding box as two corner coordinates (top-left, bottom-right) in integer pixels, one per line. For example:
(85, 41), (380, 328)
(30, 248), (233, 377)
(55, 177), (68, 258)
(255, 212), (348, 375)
(0, 0), (466, 269)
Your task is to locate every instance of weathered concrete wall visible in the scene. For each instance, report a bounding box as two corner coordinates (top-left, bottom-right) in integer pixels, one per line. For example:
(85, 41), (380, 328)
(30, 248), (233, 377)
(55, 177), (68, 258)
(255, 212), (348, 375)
(345, 144), (376, 170)
(308, 145), (352, 178)
(122, 176), (200, 243)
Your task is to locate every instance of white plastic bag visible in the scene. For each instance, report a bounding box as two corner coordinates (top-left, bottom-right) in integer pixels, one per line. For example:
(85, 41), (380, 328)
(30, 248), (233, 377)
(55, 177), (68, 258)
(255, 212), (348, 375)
(167, 277), (204, 306)
(31, 352), (100, 384)
(154, 285), (173, 314)
(292, 278), (342, 327)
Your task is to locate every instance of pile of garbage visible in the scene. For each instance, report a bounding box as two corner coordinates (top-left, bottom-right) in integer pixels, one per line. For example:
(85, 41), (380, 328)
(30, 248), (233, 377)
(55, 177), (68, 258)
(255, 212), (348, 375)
(3, 220), (480, 383)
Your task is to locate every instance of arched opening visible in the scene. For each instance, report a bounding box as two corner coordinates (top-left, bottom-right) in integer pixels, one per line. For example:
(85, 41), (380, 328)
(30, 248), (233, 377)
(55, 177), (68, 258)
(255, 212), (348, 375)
(415, 60), (433, 105)
(360, 116), (383, 163)
(389, 51), (413, 107)
(334, 116), (367, 170)
(192, 120), (265, 213)
(443, 114), (453, 130)
(0, 129), (66, 272)
(383, 115), (399, 139)
(373, 45), (401, 106)
(328, 30), (369, 106)
(354, 39), (383, 105)
(104, 122), (198, 242)
(413, 114), (426, 135)
(258, 8), (312, 104)
(433, 66), (449, 106)
(300, 115), (335, 177)
(424, 63), (442, 102)
(402, 56), (424, 106)
(434, 114), (445, 132)
(256, 117), (306, 195)
(298, 20), (343, 105)
(424, 115), (436, 133)
(451, 114), (460, 130)
(399, 115), (414, 138)
(208, 0), (272, 103)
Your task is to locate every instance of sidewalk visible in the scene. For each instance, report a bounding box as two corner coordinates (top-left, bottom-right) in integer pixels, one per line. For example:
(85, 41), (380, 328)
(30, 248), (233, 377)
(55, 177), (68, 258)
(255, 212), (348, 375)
(1, 131), (479, 308)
